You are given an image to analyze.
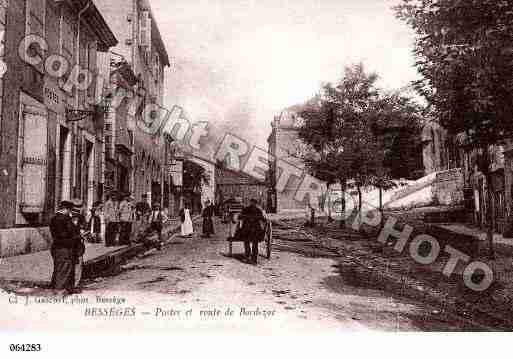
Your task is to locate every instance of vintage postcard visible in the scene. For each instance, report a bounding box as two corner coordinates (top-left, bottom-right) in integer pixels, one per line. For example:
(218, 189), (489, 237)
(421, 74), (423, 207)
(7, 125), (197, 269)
(1, 0), (512, 354)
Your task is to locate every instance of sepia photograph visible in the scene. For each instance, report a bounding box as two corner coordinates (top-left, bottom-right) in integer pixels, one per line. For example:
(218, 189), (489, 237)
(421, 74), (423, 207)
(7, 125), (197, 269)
(0, 0), (512, 354)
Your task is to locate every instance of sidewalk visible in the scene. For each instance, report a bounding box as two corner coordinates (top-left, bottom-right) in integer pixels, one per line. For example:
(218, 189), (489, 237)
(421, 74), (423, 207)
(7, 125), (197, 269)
(438, 223), (513, 248)
(0, 216), (200, 287)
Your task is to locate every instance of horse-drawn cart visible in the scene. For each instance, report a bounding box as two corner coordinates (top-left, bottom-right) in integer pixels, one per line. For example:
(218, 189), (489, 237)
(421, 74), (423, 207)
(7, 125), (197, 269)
(226, 215), (273, 260)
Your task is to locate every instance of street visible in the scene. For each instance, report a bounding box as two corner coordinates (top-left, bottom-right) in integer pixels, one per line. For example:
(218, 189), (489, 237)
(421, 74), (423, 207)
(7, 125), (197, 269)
(2, 218), (487, 333)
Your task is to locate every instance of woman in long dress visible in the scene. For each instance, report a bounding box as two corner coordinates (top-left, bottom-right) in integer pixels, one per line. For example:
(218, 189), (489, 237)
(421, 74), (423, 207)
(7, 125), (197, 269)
(179, 203), (194, 237)
(202, 200), (215, 238)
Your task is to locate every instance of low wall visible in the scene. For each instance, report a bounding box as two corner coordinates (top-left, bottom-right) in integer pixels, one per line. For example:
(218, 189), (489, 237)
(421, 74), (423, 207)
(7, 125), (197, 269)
(432, 168), (464, 206)
(0, 227), (52, 258)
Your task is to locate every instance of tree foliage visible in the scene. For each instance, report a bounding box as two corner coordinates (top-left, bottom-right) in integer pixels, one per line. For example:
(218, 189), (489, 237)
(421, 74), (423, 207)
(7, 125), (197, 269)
(395, 0), (513, 257)
(183, 159), (209, 193)
(395, 0), (513, 148)
(297, 64), (424, 219)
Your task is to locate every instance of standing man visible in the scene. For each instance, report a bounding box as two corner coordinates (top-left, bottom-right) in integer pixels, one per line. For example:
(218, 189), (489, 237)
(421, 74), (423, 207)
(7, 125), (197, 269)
(148, 203), (168, 250)
(70, 200), (86, 291)
(119, 193), (134, 246)
(202, 200), (215, 238)
(103, 193), (119, 247)
(240, 199), (266, 264)
(49, 201), (80, 294)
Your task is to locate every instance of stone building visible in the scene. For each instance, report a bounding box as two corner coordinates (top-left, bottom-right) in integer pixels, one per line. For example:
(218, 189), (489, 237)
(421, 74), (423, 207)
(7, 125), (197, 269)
(0, 0), (117, 257)
(215, 166), (267, 208)
(95, 0), (171, 207)
(267, 111), (310, 214)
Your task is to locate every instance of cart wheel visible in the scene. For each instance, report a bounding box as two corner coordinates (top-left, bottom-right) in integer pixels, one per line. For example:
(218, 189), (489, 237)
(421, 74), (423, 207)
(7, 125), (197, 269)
(266, 222), (272, 259)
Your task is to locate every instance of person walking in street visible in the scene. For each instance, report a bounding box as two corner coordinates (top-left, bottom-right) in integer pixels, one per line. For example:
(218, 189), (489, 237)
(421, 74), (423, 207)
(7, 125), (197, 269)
(201, 200), (215, 238)
(119, 193), (134, 246)
(148, 203), (168, 250)
(179, 202), (194, 237)
(87, 201), (102, 243)
(240, 198), (266, 264)
(49, 201), (81, 294)
(104, 193), (119, 247)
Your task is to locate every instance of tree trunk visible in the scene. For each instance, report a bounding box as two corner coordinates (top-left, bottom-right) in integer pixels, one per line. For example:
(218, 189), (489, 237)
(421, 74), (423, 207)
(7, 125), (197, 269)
(357, 185), (362, 226)
(379, 185), (384, 227)
(339, 178), (346, 228)
(484, 170), (495, 259)
(326, 184), (333, 222)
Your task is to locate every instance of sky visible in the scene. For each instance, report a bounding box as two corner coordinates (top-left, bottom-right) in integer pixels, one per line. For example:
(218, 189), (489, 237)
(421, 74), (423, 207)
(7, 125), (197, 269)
(150, 0), (420, 148)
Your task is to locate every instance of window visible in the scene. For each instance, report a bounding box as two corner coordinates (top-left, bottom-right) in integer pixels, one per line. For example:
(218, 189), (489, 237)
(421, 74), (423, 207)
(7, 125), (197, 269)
(154, 53), (160, 80)
(19, 104), (48, 213)
(61, 16), (75, 96)
(87, 42), (96, 98)
(105, 123), (112, 132)
(139, 10), (151, 48)
(128, 129), (134, 148)
(61, 17), (74, 63)
(25, 0), (45, 72)
(105, 135), (112, 158)
(27, 0), (45, 37)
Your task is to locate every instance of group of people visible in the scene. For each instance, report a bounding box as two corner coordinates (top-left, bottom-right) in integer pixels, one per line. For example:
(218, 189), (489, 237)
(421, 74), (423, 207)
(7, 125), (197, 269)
(48, 193), (171, 294)
(48, 194), (268, 294)
(103, 192), (136, 247)
(178, 200), (216, 238)
(104, 192), (169, 248)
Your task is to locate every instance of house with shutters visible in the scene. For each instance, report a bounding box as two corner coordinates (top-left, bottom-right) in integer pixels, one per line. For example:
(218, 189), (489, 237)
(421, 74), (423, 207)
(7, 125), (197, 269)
(215, 165), (268, 210)
(94, 0), (171, 208)
(0, 0), (117, 258)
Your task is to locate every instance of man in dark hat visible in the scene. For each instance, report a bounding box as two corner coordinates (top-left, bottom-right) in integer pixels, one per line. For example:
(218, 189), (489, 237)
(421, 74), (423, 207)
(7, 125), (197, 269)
(49, 201), (81, 294)
(240, 198), (266, 264)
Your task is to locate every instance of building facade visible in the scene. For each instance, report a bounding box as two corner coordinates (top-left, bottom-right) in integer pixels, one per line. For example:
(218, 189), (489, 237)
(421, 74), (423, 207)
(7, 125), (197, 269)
(267, 111), (308, 214)
(215, 166), (267, 209)
(95, 0), (171, 207)
(0, 0), (117, 257)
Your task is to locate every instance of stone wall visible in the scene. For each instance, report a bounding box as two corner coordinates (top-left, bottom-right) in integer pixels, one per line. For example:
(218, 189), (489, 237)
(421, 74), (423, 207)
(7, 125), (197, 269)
(0, 227), (52, 258)
(432, 168), (464, 206)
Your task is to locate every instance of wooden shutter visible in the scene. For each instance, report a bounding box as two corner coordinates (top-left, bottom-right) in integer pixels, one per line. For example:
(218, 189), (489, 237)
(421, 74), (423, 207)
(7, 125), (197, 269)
(20, 105), (48, 212)
(139, 11), (151, 48)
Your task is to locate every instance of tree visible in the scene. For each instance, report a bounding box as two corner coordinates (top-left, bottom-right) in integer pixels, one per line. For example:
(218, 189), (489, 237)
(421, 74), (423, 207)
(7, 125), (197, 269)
(298, 63), (385, 227)
(368, 91), (424, 221)
(183, 159), (209, 194)
(396, 0), (513, 257)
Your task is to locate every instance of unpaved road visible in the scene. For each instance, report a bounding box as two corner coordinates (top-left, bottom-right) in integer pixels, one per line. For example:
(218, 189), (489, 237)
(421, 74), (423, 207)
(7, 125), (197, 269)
(1, 219), (484, 333)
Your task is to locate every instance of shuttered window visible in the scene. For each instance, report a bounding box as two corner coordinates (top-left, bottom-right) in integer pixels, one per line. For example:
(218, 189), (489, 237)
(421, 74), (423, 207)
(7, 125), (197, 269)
(61, 17), (75, 97)
(20, 105), (48, 212)
(26, 0), (45, 73)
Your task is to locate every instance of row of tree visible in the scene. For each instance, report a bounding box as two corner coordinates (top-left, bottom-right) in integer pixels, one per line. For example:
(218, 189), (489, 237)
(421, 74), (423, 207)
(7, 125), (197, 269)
(296, 63), (424, 227)
(395, 0), (513, 257)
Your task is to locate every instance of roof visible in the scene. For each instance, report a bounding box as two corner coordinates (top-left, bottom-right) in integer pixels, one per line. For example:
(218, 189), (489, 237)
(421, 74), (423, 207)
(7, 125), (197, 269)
(69, 0), (118, 51)
(216, 166), (267, 186)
